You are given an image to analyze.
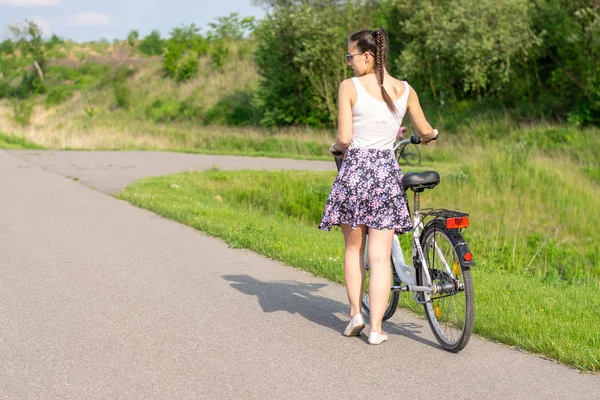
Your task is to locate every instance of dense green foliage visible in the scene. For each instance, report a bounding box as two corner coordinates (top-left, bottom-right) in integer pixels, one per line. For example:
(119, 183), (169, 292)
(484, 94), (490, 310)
(162, 24), (207, 82)
(139, 30), (164, 56)
(253, 1), (373, 127)
(127, 30), (139, 47)
(252, 0), (600, 127)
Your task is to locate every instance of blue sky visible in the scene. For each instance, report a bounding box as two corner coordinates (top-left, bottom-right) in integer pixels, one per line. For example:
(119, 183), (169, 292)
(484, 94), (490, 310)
(0, 0), (267, 42)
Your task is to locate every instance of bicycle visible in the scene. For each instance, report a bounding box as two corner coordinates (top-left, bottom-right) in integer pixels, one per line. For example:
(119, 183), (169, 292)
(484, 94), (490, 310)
(393, 126), (421, 166)
(332, 135), (475, 352)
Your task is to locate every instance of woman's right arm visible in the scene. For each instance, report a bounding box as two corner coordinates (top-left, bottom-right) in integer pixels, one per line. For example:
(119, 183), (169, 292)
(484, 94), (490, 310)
(335, 79), (354, 150)
(406, 85), (438, 142)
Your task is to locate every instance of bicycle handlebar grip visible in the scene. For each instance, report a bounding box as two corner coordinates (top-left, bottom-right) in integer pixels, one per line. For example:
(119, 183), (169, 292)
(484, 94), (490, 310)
(411, 133), (439, 145)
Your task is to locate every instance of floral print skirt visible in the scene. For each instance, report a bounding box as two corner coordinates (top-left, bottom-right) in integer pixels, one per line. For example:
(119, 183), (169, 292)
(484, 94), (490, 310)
(318, 148), (412, 234)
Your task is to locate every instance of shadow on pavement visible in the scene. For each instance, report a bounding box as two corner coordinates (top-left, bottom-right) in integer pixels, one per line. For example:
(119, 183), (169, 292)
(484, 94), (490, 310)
(223, 274), (439, 348)
(224, 274), (347, 333)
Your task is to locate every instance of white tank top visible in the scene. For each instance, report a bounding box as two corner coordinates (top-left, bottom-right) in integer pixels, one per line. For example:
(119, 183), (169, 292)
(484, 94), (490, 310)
(349, 77), (410, 150)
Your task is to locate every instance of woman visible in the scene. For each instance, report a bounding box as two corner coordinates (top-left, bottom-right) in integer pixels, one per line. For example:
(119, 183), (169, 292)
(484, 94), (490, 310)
(318, 29), (438, 345)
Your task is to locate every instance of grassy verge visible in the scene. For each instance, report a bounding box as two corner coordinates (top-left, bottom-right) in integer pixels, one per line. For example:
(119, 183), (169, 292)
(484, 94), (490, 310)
(118, 156), (599, 371)
(0, 132), (45, 150)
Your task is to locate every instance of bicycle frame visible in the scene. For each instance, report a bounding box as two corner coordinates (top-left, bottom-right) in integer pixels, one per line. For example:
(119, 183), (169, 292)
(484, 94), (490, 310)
(387, 190), (435, 298)
(371, 189), (467, 304)
(392, 138), (410, 152)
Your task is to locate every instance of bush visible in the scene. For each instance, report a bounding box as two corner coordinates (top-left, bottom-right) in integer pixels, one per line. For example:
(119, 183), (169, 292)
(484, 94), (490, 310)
(0, 80), (15, 98)
(15, 71), (45, 98)
(10, 100), (33, 126)
(204, 90), (260, 126)
(208, 39), (230, 71)
(114, 65), (135, 81)
(127, 30), (139, 47)
(45, 34), (64, 50)
(163, 24), (207, 81)
(145, 97), (203, 123)
(175, 51), (199, 82)
(45, 86), (74, 106)
(145, 98), (179, 122)
(1, 39), (15, 55)
(178, 96), (204, 120)
(79, 63), (111, 82)
(139, 30), (164, 56)
(113, 82), (131, 109)
(45, 63), (110, 90)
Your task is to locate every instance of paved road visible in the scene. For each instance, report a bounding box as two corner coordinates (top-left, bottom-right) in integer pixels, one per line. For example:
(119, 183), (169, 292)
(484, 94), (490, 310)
(1, 149), (599, 399)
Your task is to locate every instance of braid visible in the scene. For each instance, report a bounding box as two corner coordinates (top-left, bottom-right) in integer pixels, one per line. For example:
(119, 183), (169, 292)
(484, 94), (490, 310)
(375, 30), (385, 88)
(374, 29), (398, 117)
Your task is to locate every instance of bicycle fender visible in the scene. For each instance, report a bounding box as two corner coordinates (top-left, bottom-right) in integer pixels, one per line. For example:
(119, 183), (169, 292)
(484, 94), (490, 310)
(454, 239), (475, 269)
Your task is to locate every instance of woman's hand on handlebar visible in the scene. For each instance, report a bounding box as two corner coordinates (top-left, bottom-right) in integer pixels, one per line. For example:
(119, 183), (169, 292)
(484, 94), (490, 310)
(329, 143), (344, 157)
(421, 129), (438, 145)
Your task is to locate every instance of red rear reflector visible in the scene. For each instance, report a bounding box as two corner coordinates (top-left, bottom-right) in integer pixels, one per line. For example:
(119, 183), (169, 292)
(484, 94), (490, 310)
(446, 217), (469, 229)
(464, 252), (473, 262)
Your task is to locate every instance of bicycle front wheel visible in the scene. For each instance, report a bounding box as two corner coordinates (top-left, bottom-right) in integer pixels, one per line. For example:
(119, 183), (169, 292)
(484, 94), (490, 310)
(361, 258), (400, 321)
(397, 143), (422, 166)
(420, 222), (475, 352)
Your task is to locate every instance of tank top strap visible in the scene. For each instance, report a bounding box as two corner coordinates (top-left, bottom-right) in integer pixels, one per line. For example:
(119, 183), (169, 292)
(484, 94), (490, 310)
(350, 77), (367, 98)
(400, 81), (410, 102)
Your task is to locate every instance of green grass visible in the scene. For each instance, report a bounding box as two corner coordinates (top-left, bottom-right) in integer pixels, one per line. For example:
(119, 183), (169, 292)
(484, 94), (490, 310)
(0, 132), (45, 149)
(118, 145), (600, 371)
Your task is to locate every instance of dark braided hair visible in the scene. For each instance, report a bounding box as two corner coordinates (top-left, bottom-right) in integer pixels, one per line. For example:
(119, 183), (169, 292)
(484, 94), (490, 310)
(349, 28), (398, 117)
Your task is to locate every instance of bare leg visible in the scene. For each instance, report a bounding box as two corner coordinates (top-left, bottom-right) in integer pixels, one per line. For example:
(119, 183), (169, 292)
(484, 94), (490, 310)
(366, 228), (395, 334)
(340, 224), (367, 317)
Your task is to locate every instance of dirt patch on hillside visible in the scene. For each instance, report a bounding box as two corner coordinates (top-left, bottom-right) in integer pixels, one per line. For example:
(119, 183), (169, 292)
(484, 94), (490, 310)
(48, 46), (159, 70)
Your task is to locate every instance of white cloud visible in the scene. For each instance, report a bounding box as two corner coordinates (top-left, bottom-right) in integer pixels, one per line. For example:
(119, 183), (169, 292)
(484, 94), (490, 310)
(0, 0), (60, 6)
(67, 11), (113, 27)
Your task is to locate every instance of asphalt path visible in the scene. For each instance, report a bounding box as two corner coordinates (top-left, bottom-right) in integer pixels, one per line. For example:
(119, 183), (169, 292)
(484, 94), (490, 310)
(1, 149), (599, 399)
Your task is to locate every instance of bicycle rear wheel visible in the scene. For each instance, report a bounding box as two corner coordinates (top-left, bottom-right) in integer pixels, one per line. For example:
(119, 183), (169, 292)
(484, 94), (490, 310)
(420, 221), (475, 352)
(361, 258), (400, 321)
(397, 143), (422, 166)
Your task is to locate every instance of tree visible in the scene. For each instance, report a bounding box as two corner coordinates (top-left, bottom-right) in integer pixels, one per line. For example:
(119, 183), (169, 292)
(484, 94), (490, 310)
(46, 34), (64, 50)
(207, 12), (256, 40)
(163, 24), (207, 82)
(253, 0), (375, 127)
(526, 0), (600, 124)
(127, 30), (139, 47)
(139, 30), (164, 56)
(1, 39), (15, 55)
(390, 0), (539, 100)
(9, 20), (46, 91)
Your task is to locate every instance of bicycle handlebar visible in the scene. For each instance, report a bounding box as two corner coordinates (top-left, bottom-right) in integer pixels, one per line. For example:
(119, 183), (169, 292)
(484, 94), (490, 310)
(332, 133), (437, 169)
(396, 133), (438, 147)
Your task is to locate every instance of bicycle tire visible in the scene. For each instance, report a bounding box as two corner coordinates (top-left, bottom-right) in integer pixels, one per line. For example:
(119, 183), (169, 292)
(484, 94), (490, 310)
(397, 143), (422, 166)
(361, 257), (400, 321)
(419, 221), (475, 352)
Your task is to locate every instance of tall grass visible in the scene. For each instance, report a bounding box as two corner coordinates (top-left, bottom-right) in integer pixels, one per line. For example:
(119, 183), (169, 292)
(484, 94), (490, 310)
(424, 148), (600, 281)
(0, 132), (45, 149)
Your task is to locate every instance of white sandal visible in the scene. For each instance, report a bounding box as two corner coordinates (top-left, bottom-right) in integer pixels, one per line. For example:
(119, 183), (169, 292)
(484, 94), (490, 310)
(368, 331), (388, 345)
(343, 314), (365, 337)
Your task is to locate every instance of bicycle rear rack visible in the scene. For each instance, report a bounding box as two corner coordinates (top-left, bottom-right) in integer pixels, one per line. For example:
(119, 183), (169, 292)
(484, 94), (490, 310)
(420, 208), (468, 219)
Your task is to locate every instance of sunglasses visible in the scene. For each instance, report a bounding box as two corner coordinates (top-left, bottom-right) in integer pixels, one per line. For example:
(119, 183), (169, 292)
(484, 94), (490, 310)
(345, 52), (364, 61)
(345, 52), (373, 61)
